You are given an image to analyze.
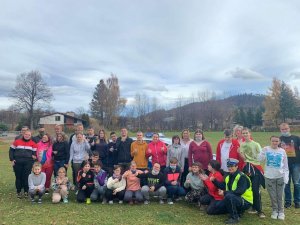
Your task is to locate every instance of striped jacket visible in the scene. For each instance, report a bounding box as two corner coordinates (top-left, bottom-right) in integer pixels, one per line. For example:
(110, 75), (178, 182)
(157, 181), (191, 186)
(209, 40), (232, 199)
(9, 138), (37, 161)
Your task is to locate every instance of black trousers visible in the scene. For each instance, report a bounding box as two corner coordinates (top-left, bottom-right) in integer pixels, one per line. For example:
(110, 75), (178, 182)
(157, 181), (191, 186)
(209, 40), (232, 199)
(250, 173), (263, 212)
(222, 193), (251, 219)
(105, 189), (125, 201)
(13, 160), (33, 193)
(77, 185), (94, 202)
(200, 194), (227, 215)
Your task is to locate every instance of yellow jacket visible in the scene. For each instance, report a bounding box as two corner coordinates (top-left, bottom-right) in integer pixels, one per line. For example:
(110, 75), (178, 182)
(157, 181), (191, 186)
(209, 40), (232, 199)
(131, 141), (148, 169)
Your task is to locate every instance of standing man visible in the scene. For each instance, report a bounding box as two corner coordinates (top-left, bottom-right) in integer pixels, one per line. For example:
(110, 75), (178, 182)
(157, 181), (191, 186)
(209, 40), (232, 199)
(107, 132), (118, 176)
(279, 123), (300, 208)
(15, 126), (29, 140)
(69, 124), (85, 147)
(131, 131), (148, 170)
(86, 127), (97, 151)
(116, 128), (133, 172)
(32, 126), (45, 143)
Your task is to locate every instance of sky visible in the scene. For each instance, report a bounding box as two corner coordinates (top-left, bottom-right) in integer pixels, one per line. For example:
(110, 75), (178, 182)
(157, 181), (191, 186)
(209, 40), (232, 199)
(1, 0), (300, 113)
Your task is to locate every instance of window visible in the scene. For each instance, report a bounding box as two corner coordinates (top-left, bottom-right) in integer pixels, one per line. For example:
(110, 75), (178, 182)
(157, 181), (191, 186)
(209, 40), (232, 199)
(55, 116), (61, 121)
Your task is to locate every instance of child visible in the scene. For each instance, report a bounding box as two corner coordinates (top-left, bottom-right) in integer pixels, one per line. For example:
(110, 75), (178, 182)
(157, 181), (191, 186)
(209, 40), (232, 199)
(167, 135), (185, 172)
(123, 161), (144, 204)
(199, 160), (225, 215)
(52, 167), (71, 203)
(164, 157), (186, 204)
(105, 165), (126, 204)
(28, 162), (46, 203)
(259, 136), (289, 220)
(90, 160), (108, 203)
(77, 160), (95, 204)
(184, 162), (205, 203)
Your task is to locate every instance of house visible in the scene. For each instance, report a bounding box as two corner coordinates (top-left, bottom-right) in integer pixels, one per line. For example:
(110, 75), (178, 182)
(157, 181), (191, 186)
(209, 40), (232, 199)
(39, 112), (85, 131)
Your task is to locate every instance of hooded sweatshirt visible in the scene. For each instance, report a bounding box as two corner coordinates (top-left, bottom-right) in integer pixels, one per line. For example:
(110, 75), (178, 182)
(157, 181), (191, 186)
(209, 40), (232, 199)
(131, 140), (148, 169)
(69, 140), (90, 164)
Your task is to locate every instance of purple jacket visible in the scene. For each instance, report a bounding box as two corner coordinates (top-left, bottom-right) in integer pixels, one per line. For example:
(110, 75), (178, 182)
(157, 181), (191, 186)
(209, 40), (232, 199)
(94, 169), (107, 187)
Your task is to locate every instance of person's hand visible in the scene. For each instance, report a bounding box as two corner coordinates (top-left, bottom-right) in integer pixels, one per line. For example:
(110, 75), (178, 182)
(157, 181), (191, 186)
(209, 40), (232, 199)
(113, 178), (119, 183)
(11, 160), (16, 166)
(186, 178), (191, 184)
(113, 190), (117, 195)
(64, 164), (69, 168)
(32, 155), (37, 160)
(53, 151), (58, 155)
(109, 147), (114, 152)
(210, 176), (215, 181)
(82, 172), (86, 178)
(147, 149), (152, 154)
(144, 170), (149, 174)
(171, 181), (177, 186)
(188, 167), (192, 172)
(161, 147), (164, 152)
(82, 185), (87, 190)
(134, 149), (138, 155)
(199, 174), (208, 181)
(149, 186), (155, 192)
(218, 189), (224, 196)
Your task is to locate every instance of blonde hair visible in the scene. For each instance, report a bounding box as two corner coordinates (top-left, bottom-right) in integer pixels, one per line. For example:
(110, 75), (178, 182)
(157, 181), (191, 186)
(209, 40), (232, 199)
(32, 162), (42, 172)
(57, 167), (67, 175)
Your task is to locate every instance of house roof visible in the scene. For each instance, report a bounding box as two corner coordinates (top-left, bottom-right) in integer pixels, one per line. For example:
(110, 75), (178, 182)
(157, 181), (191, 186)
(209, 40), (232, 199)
(40, 112), (85, 122)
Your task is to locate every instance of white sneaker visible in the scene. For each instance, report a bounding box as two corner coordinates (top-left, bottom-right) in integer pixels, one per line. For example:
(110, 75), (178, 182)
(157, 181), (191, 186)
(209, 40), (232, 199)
(119, 200), (123, 204)
(159, 199), (164, 204)
(278, 213), (285, 220)
(108, 200), (113, 204)
(144, 200), (149, 205)
(167, 198), (174, 205)
(271, 211), (278, 219)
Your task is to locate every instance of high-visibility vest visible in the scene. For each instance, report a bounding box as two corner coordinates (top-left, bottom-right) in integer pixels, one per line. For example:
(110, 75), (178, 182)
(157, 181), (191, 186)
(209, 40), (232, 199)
(225, 172), (253, 204)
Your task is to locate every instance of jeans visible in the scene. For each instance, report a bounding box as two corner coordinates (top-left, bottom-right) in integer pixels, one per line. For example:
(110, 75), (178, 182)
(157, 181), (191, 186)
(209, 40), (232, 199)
(285, 163), (300, 204)
(91, 186), (107, 201)
(166, 185), (186, 199)
(141, 185), (167, 200)
(124, 190), (143, 202)
(54, 160), (67, 177)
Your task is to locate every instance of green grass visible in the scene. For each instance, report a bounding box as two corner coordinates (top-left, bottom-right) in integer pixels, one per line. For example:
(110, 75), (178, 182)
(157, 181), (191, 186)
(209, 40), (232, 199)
(1, 133), (300, 225)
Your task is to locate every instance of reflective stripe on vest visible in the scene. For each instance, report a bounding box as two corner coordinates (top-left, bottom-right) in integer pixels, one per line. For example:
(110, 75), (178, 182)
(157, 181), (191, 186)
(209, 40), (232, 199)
(225, 172), (253, 204)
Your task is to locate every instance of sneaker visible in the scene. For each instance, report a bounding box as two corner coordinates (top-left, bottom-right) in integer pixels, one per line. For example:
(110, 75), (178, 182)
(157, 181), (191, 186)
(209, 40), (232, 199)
(86, 198), (91, 204)
(144, 200), (149, 205)
(24, 192), (28, 198)
(102, 198), (107, 204)
(295, 203), (300, 208)
(31, 198), (35, 203)
(167, 198), (174, 205)
(278, 213), (285, 220)
(75, 190), (78, 195)
(16, 193), (22, 199)
(258, 212), (266, 218)
(248, 209), (258, 214)
(38, 198), (42, 204)
(271, 211), (278, 219)
(45, 190), (49, 195)
(109, 200), (114, 204)
(159, 199), (164, 204)
(175, 197), (183, 201)
(225, 217), (239, 224)
(118, 200), (123, 204)
(63, 198), (68, 203)
(284, 202), (291, 208)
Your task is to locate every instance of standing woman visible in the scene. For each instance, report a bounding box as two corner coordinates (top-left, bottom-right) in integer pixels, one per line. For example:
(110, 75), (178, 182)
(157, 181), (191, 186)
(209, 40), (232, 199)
(146, 133), (168, 171)
(94, 129), (109, 172)
(181, 129), (191, 186)
(36, 133), (54, 193)
(167, 135), (184, 171)
(69, 133), (91, 187)
(52, 132), (70, 177)
(188, 129), (213, 172)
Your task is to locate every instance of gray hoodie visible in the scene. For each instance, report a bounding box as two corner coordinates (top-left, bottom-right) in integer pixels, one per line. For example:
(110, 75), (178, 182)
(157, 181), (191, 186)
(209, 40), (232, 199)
(69, 140), (91, 163)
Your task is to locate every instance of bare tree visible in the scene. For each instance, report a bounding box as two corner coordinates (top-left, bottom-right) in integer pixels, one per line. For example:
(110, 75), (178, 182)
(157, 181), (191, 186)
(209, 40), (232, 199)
(10, 71), (53, 129)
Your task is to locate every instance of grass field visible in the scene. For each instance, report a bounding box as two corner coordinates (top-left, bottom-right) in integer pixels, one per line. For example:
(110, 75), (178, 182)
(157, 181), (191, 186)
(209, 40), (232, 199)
(1, 132), (300, 225)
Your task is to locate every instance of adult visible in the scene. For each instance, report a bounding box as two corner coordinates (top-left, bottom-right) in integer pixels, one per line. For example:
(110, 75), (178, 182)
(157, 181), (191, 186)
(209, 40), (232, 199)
(188, 129), (213, 172)
(15, 126), (29, 140)
(36, 133), (54, 193)
(146, 133), (168, 171)
(116, 128), (133, 172)
(52, 132), (70, 177)
(52, 124), (64, 143)
(69, 124), (85, 147)
(9, 130), (37, 198)
(233, 125), (244, 144)
(180, 129), (191, 186)
(32, 126), (45, 143)
(69, 133), (91, 186)
(239, 128), (265, 218)
(123, 161), (143, 204)
(279, 123), (300, 208)
(216, 129), (244, 174)
(105, 165), (126, 204)
(131, 131), (148, 170)
(140, 163), (166, 204)
(94, 129), (109, 172)
(167, 135), (184, 171)
(86, 127), (97, 151)
(107, 132), (118, 176)
(215, 158), (253, 224)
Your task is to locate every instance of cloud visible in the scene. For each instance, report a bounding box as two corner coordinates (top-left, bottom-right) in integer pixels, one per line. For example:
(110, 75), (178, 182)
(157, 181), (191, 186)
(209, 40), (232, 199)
(144, 85), (168, 92)
(226, 67), (266, 80)
(289, 71), (300, 79)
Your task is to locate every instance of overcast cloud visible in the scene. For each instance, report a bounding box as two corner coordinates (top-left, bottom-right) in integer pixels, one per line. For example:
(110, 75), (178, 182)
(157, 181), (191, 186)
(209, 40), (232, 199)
(1, 0), (300, 112)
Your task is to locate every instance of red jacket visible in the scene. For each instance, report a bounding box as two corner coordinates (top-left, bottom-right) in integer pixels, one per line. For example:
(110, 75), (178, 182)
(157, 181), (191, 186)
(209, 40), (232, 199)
(188, 140), (213, 169)
(216, 139), (245, 170)
(203, 171), (224, 201)
(146, 140), (167, 167)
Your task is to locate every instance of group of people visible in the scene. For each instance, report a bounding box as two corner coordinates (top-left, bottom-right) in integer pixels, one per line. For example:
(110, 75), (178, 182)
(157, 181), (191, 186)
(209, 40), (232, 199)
(8, 123), (300, 224)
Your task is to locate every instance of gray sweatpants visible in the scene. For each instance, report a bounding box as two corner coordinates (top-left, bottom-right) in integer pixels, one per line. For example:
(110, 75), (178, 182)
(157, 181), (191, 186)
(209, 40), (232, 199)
(265, 177), (285, 214)
(141, 185), (167, 200)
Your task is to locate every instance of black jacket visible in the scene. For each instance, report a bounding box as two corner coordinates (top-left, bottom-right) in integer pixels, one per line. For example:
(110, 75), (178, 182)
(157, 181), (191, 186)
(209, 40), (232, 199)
(116, 137), (133, 164)
(52, 141), (70, 162)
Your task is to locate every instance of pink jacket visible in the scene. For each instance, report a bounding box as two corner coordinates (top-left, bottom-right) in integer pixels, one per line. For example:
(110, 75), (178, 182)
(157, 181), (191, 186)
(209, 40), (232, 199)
(36, 141), (54, 168)
(146, 140), (168, 167)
